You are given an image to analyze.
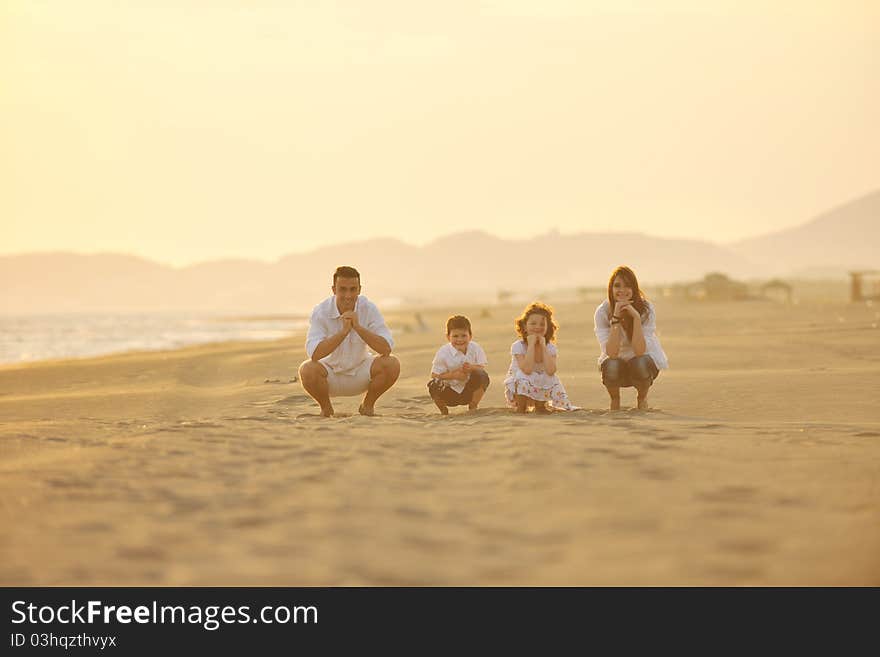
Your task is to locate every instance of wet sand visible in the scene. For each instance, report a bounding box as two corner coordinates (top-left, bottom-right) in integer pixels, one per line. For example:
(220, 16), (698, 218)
(1, 298), (878, 585)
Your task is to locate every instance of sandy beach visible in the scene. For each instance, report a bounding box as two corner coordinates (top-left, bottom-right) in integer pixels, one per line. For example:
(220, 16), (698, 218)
(1, 297), (878, 585)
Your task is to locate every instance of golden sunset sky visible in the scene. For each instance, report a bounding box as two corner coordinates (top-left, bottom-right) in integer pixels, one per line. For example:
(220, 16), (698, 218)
(2, 1), (878, 265)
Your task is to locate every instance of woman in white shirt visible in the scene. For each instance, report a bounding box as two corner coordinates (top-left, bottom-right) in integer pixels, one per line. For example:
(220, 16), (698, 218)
(593, 266), (668, 410)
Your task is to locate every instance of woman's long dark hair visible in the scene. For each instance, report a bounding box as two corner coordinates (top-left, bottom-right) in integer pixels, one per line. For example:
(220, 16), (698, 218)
(607, 266), (648, 341)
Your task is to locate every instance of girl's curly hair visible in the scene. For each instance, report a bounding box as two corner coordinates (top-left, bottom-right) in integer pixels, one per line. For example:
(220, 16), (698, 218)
(514, 301), (558, 343)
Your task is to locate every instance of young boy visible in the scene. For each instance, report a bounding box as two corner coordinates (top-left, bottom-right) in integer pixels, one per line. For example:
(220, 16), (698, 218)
(427, 315), (490, 414)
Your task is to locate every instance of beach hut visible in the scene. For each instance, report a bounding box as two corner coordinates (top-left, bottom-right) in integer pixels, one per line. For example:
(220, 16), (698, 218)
(685, 273), (749, 301)
(849, 271), (880, 302)
(761, 279), (793, 304)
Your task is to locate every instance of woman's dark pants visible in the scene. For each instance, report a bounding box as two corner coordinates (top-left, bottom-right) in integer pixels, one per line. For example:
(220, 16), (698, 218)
(601, 355), (659, 389)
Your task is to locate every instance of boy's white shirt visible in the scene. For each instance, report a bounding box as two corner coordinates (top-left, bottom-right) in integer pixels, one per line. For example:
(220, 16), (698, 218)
(431, 341), (488, 394)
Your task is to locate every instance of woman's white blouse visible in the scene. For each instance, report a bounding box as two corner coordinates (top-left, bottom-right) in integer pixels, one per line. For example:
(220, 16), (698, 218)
(593, 299), (668, 369)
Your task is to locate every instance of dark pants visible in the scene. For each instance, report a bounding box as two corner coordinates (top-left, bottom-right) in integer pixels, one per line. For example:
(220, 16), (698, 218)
(601, 355), (659, 389)
(427, 369), (490, 406)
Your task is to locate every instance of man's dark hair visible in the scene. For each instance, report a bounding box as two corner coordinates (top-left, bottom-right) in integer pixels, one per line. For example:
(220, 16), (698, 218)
(446, 315), (472, 335)
(333, 266), (361, 285)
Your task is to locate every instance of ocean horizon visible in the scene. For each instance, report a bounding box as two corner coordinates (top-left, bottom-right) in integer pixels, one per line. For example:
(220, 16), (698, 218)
(0, 312), (308, 365)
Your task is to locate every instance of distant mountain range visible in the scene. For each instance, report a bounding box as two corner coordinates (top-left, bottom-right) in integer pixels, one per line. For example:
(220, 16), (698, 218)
(2, 190), (877, 314)
(730, 189), (880, 275)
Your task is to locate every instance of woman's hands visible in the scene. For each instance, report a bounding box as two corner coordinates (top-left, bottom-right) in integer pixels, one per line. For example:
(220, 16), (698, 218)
(612, 300), (647, 356)
(613, 301), (639, 320)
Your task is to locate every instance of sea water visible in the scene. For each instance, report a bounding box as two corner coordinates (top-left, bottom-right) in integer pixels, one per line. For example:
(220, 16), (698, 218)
(0, 313), (307, 365)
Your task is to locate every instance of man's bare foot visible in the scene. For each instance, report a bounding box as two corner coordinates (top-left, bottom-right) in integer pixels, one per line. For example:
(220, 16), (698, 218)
(320, 405), (334, 417)
(610, 397), (621, 411)
(358, 404), (375, 416)
(637, 397), (649, 410)
(467, 402), (479, 411)
(434, 400), (449, 415)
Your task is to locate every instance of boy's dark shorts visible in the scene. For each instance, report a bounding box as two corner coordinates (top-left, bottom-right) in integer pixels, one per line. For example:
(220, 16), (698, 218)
(601, 355), (659, 388)
(427, 369), (490, 406)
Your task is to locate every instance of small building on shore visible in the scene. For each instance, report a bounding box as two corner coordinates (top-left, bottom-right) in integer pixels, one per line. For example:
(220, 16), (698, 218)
(849, 270), (880, 302)
(761, 279), (793, 304)
(678, 272), (750, 301)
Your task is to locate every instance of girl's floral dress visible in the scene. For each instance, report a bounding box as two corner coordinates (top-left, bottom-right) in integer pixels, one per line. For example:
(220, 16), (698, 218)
(503, 340), (577, 410)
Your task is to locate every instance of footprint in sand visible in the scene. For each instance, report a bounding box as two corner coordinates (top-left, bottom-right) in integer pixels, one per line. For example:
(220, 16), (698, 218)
(74, 521), (113, 532)
(178, 420), (222, 428)
(275, 394), (310, 405)
(610, 452), (642, 461)
(227, 415), (280, 423)
(700, 563), (765, 581)
(716, 538), (774, 556)
(231, 515), (271, 528)
(773, 495), (808, 508)
(696, 485), (759, 504)
(116, 546), (167, 561)
(641, 442), (674, 451)
(46, 477), (90, 489)
(639, 467), (675, 480)
(395, 409), (434, 422)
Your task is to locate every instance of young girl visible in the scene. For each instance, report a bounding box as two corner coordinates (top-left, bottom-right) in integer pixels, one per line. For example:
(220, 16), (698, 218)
(504, 302), (577, 413)
(593, 265), (668, 410)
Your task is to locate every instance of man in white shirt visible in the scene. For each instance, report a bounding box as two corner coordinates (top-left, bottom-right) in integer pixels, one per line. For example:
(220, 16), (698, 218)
(298, 266), (400, 417)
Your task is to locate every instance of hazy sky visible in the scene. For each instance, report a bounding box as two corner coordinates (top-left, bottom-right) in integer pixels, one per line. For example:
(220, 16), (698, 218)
(3, 1), (878, 266)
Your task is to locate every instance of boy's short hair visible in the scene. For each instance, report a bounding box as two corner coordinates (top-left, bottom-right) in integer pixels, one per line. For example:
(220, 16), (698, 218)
(333, 266), (361, 284)
(446, 315), (472, 335)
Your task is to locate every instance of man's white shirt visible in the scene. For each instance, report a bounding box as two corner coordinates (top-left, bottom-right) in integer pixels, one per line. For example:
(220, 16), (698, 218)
(430, 341), (488, 394)
(305, 295), (394, 375)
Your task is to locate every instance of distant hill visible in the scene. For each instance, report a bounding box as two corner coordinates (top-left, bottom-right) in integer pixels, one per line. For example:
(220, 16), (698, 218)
(4, 189), (877, 314)
(1, 233), (757, 314)
(730, 189), (880, 276)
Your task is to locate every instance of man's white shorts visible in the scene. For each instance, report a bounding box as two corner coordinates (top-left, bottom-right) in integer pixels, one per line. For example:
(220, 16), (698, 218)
(325, 357), (374, 397)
